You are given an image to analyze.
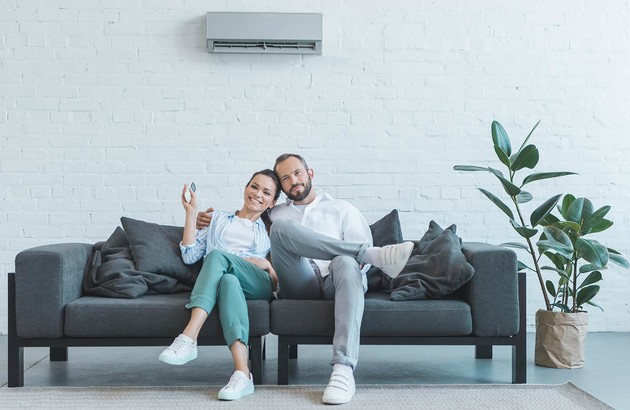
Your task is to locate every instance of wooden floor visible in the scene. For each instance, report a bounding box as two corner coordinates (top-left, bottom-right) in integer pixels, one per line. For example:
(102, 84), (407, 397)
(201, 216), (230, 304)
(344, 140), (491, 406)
(1, 332), (628, 409)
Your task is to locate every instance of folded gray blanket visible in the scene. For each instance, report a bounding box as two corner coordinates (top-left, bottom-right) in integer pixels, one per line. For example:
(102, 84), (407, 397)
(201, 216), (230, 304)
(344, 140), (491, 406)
(83, 226), (194, 298)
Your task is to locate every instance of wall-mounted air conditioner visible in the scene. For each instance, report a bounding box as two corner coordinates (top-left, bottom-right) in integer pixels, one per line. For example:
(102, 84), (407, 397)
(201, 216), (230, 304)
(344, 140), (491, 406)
(206, 12), (322, 55)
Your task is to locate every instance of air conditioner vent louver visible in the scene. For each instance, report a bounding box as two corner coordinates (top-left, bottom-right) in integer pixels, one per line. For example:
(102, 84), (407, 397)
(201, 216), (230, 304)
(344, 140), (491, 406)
(211, 40), (319, 54)
(206, 12), (322, 55)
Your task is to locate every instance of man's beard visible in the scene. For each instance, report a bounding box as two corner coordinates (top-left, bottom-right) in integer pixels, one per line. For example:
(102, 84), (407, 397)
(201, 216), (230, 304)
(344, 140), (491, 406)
(286, 177), (313, 201)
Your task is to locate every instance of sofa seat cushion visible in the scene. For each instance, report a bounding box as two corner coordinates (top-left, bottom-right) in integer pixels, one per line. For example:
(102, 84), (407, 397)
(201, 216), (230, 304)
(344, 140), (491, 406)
(64, 293), (270, 338)
(270, 292), (472, 337)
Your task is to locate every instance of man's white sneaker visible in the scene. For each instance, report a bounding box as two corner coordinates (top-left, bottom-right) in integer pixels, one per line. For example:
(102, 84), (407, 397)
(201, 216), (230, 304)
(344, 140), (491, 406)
(322, 365), (355, 405)
(217, 370), (255, 401)
(158, 334), (198, 365)
(378, 242), (414, 278)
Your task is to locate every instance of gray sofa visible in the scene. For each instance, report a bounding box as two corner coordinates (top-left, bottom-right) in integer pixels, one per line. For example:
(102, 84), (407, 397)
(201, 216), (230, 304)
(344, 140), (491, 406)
(8, 240), (526, 387)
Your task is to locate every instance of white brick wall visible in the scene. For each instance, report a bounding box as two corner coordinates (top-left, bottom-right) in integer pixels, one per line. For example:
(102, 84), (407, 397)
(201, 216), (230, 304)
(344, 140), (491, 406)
(1, 1), (629, 334)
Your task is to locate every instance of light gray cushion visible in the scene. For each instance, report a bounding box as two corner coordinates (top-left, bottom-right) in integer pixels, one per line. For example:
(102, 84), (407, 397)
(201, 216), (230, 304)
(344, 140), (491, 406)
(120, 217), (201, 286)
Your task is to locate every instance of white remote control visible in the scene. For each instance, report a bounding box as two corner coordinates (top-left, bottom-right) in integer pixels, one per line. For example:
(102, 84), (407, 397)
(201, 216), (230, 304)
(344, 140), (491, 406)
(184, 182), (196, 203)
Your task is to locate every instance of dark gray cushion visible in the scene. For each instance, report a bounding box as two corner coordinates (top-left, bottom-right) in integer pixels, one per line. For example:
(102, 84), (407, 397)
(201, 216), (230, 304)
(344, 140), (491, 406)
(270, 293), (472, 337)
(411, 220), (444, 256)
(366, 209), (403, 291)
(390, 224), (475, 301)
(65, 293), (270, 338)
(120, 217), (201, 286)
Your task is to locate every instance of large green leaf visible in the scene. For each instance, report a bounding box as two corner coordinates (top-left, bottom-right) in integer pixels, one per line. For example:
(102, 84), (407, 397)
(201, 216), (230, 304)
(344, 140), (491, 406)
(530, 194), (562, 227)
(579, 263), (602, 274)
(559, 194), (576, 220)
(543, 226), (573, 248)
(585, 300), (604, 312)
(509, 219), (538, 238)
(493, 145), (511, 167)
(495, 175), (521, 196)
(588, 219), (613, 234)
(578, 271), (602, 289)
(539, 213), (560, 226)
(575, 238), (609, 268)
(542, 265), (570, 278)
(567, 197), (594, 223)
(582, 205), (611, 233)
(501, 242), (529, 250)
(608, 250), (630, 268)
(544, 250), (568, 270)
(516, 191), (533, 203)
(545, 280), (556, 297)
(517, 119), (541, 154)
(522, 172), (577, 186)
(576, 285), (600, 308)
(554, 220), (582, 233)
(453, 165), (489, 172)
(538, 226), (573, 258)
(552, 302), (571, 313)
(478, 188), (514, 220)
(510, 144), (539, 171)
(491, 121), (512, 157)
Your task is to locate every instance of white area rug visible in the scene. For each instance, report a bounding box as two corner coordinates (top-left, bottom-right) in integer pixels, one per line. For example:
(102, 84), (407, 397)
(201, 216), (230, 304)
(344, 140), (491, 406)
(0, 383), (612, 409)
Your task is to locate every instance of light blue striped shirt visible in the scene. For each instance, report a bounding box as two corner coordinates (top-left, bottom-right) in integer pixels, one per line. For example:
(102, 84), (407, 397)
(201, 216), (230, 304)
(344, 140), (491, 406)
(179, 210), (270, 265)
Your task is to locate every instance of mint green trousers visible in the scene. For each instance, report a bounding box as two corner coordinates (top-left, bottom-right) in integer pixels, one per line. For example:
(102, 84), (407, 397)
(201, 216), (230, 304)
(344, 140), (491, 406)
(185, 249), (274, 347)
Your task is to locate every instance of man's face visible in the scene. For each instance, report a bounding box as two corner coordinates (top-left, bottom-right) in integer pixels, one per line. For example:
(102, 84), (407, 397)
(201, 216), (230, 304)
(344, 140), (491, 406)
(275, 157), (313, 201)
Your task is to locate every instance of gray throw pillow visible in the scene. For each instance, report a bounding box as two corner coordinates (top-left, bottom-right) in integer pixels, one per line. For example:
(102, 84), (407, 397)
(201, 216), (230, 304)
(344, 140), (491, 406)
(390, 224), (475, 301)
(411, 220), (443, 256)
(366, 209), (403, 292)
(120, 217), (201, 285)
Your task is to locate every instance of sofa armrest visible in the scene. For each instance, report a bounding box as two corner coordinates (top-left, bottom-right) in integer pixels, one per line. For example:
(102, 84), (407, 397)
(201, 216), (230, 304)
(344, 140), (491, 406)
(15, 243), (93, 338)
(461, 242), (519, 337)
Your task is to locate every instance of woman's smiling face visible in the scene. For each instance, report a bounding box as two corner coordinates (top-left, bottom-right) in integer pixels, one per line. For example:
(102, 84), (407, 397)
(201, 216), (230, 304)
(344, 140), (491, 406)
(243, 174), (278, 213)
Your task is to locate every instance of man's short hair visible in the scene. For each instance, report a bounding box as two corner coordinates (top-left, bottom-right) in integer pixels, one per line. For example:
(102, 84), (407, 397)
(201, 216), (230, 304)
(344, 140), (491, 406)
(274, 153), (309, 174)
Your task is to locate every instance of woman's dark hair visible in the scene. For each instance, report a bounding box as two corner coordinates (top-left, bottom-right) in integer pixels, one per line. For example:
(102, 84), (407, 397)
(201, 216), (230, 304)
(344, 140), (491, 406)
(246, 169), (281, 234)
(246, 169), (281, 201)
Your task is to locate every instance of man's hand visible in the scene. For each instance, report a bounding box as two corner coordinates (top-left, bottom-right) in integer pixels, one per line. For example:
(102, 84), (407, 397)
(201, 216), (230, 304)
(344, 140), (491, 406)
(196, 207), (214, 230)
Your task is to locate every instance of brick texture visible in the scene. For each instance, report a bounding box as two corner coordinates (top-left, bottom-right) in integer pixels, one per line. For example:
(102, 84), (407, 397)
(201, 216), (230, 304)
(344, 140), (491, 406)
(1, 2), (629, 333)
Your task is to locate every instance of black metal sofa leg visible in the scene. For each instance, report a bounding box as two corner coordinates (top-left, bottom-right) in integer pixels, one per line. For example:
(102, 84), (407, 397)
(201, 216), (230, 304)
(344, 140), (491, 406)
(249, 337), (264, 385)
(475, 345), (492, 359)
(8, 342), (24, 387)
(8, 272), (24, 387)
(277, 338), (290, 385)
(50, 347), (68, 361)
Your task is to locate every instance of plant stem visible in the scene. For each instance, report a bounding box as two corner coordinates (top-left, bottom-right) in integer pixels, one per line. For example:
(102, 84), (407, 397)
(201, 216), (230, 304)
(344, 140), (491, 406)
(572, 257), (578, 313)
(513, 197), (552, 311)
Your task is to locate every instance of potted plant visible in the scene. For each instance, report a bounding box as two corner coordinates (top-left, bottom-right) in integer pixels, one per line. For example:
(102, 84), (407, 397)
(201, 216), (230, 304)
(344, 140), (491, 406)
(454, 120), (628, 368)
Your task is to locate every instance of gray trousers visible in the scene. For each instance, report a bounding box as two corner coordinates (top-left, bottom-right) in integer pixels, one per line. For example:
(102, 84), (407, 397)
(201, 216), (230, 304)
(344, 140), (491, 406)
(270, 218), (369, 369)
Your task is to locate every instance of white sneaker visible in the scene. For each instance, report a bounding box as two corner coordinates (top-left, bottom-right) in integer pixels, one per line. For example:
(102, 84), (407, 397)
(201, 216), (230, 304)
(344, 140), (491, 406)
(158, 334), (198, 365)
(378, 242), (414, 278)
(218, 370), (255, 401)
(322, 364), (355, 405)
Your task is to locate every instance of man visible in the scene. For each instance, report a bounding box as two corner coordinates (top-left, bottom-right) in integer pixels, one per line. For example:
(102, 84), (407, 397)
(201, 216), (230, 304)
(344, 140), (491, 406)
(197, 153), (413, 404)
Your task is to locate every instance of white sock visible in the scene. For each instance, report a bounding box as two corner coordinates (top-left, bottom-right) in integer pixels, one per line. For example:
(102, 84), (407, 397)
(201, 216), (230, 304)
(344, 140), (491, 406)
(362, 246), (382, 267)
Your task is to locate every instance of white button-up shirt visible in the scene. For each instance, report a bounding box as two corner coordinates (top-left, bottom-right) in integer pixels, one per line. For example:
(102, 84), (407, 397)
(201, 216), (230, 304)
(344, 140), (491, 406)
(269, 192), (373, 289)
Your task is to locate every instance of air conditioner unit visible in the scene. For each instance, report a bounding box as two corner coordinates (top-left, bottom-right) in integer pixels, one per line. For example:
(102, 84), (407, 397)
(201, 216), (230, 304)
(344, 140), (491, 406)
(206, 12), (322, 55)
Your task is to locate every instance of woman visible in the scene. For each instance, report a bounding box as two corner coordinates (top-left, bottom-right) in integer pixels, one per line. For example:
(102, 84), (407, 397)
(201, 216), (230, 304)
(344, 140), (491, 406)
(158, 169), (281, 401)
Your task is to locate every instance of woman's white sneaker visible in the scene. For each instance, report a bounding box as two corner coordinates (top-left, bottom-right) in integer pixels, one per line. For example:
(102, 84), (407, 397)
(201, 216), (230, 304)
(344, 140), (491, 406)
(218, 370), (255, 401)
(158, 334), (198, 365)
